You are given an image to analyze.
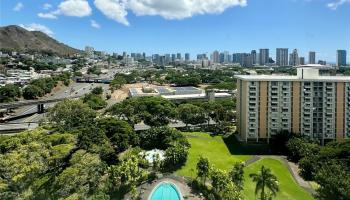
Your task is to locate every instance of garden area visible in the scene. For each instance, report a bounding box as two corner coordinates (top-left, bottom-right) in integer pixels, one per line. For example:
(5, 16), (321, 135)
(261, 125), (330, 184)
(176, 132), (314, 200)
(243, 158), (313, 200)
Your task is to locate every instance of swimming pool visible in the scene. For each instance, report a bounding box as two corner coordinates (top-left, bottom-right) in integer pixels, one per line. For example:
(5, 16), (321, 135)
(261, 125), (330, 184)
(149, 182), (181, 200)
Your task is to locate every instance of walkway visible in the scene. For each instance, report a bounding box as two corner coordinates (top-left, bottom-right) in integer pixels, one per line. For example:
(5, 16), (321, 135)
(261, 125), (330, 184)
(244, 155), (316, 195)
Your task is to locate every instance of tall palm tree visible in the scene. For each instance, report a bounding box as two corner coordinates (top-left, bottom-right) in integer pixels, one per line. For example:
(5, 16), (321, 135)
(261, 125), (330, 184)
(249, 165), (279, 200)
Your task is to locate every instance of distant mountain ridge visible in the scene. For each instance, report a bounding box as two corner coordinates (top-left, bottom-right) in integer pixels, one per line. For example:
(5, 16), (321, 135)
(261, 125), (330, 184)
(0, 25), (81, 56)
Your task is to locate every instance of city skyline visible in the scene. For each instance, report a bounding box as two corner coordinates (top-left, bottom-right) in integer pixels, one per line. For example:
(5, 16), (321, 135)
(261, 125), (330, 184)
(1, 0), (350, 62)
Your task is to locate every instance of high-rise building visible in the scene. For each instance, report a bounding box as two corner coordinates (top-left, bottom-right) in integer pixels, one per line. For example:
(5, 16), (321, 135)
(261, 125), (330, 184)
(276, 48), (289, 66)
(176, 53), (181, 60)
(228, 54), (233, 63)
(185, 53), (190, 62)
(171, 54), (176, 62)
(223, 51), (229, 63)
(259, 49), (269, 65)
(309, 51), (316, 64)
(242, 54), (253, 67)
(212, 51), (220, 63)
(219, 53), (225, 63)
(197, 53), (207, 60)
(165, 54), (171, 64)
(299, 57), (305, 65)
(337, 50), (347, 66)
(289, 49), (299, 66)
(236, 66), (350, 143)
(251, 50), (257, 65)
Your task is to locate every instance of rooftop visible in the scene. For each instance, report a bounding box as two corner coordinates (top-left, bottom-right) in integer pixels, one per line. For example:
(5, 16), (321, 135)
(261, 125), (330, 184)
(235, 67), (350, 82)
(235, 74), (350, 82)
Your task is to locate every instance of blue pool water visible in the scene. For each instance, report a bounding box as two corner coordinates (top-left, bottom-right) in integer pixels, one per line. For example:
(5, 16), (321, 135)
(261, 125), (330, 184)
(150, 182), (181, 200)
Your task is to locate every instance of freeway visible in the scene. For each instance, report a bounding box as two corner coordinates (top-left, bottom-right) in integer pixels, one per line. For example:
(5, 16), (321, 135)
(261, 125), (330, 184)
(8, 82), (109, 123)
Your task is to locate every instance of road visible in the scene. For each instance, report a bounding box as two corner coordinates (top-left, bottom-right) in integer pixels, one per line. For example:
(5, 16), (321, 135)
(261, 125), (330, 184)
(9, 82), (109, 123)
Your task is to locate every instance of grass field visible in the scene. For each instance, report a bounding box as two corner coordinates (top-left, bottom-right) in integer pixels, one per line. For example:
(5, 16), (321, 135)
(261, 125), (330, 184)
(243, 158), (314, 200)
(176, 132), (314, 200)
(176, 132), (252, 177)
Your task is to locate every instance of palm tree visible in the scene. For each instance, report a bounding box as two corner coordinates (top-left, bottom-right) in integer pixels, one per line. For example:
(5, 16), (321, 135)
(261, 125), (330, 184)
(249, 165), (279, 200)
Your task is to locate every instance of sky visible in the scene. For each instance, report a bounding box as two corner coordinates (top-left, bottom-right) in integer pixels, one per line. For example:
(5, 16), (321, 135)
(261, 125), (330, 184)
(0, 0), (350, 62)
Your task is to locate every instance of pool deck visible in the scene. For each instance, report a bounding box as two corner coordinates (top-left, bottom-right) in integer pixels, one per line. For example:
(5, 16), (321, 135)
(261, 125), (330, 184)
(124, 175), (203, 200)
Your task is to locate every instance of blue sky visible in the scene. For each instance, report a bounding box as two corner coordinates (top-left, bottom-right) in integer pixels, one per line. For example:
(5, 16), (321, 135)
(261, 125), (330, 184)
(1, 0), (349, 62)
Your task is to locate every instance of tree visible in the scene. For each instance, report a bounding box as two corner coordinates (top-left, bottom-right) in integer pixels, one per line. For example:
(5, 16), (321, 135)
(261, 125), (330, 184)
(163, 143), (189, 170)
(138, 126), (187, 150)
(249, 166), (279, 200)
(229, 162), (245, 190)
(97, 117), (138, 153)
(107, 98), (141, 125)
(221, 182), (243, 200)
(91, 86), (103, 95)
(314, 162), (350, 200)
(110, 76), (126, 91)
(108, 96), (177, 127)
(22, 85), (44, 99)
(137, 96), (177, 127)
(210, 168), (230, 194)
(53, 150), (105, 199)
(83, 93), (107, 110)
(108, 155), (146, 189)
(196, 156), (210, 184)
(47, 99), (96, 132)
(286, 137), (320, 163)
(0, 84), (21, 102)
(0, 129), (77, 200)
(177, 104), (206, 128)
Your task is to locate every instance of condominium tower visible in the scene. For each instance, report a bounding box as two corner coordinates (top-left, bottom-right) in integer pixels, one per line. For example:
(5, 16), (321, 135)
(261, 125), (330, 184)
(276, 48), (289, 66)
(337, 50), (347, 66)
(259, 49), (269, 65)
(289, 49), (299, 66)
(236, 65), (350, 143)
(309, 51), (316, 64)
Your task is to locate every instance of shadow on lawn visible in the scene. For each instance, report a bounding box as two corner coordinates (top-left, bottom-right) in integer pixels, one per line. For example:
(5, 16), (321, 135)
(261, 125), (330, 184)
(222, 134), (271, 155)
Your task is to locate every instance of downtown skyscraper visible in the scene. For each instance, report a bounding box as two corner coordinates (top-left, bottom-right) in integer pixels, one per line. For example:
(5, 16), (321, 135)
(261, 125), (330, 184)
(337, 50), (347, 66)
(276, 48), (289, 66)
(289, 49), (299, 66)
(309, 51), (316, 64)
(212, 51), (220, 63)
(259, 49), (269, 65)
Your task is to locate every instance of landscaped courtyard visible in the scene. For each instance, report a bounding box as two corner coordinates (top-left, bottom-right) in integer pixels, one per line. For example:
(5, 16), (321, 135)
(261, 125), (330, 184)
(243, 158), (313, 200)
(176, 132), (314, 200)
(176, 132), (251, 177)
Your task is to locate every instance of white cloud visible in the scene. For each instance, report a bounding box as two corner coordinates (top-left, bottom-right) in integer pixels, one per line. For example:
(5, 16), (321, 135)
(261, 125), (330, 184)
(43, 3), (53, 10)
(38, 12), (58, 19)
(94, 0), (129, 26)
(19, 23), (54, 36)
(13, 2), (24, 11)
(128, 0), (247, 19)
(327, 0), (350, 10)
(90, 20), (101, 28)
(39, 0), (91, 19)
(94, 0), (246, 26)
(58, 0), (92, 17)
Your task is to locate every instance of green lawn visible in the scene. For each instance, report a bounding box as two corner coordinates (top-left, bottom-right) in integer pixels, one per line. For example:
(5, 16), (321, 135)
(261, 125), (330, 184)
(243, 158), (314, 200)
(176, 132), (251, 177)
(176, 132), (314, 200)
